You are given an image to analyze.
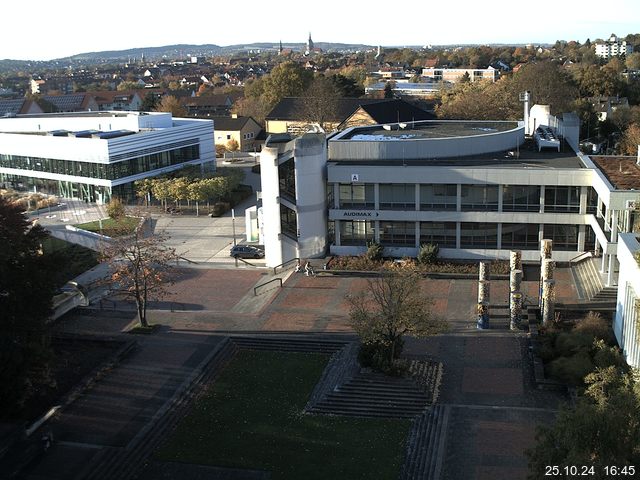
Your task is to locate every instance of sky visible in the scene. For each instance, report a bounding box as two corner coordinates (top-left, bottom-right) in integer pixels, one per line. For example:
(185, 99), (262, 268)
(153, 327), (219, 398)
(2, 0), (639, 61)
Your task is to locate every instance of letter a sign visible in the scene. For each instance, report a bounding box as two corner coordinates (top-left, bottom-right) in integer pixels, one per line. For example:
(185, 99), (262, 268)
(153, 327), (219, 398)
(351, 174), (359, 182)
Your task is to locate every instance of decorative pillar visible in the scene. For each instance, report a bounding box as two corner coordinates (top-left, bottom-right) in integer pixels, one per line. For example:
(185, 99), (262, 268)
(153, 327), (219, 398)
(477, 302), (489, 330)
(510, 291), (523, 330)
(509, 250), (522, 272)
(539, 239), (553, 307)
(477, 261), (491, 329)
(542, 279), (556, 325)
(479, 261), (491, 281)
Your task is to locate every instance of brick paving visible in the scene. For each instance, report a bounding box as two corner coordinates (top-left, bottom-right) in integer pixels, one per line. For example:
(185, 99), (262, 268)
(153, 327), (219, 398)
(38, 263), (578, 480)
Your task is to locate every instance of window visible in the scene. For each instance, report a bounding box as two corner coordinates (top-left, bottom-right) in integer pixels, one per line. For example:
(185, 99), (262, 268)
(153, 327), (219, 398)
(379, 184), (415, 210)
(340, 220), (374, 246)
(280, 204), (297, 239)
(380, 221), (416, 246)
(460, 223), (498, 248)
(420, 222), (456, 248)
(543, 224), (579, 251)
(544, 186), (580, 213)
(587, 187), (597, 214)
(226, 134), (231, 140)
(501, 223), (539, 249)
(339, 184), (374, 209)
(420, 184), (457, 210)
(502, 185), (540, 212)
(461, 185), (498, 211)
(278, 159), (296, 202)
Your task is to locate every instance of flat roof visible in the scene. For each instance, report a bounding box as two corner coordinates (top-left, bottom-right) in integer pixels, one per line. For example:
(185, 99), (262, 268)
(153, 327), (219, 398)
(591, 156), (640, 190)
(340, 120), (519, 141)
(330, 138), (585, 169)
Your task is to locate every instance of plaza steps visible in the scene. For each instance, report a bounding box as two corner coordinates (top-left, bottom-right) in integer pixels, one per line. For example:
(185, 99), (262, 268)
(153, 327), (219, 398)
(308, 370), (431, 418)
(571, 257), (617, 302)
(230, 335), (349, 354)
(78, 338), (238, 480)
(399, 404), (450, 480)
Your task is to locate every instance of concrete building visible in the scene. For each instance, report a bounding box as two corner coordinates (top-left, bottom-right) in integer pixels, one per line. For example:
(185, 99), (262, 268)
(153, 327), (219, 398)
(258, 108), (640, 292)
(421, 67), (498, 84)
(0, 111), (215, 203)
(614, 232), (640, 368)
(595, 34), (633, 59)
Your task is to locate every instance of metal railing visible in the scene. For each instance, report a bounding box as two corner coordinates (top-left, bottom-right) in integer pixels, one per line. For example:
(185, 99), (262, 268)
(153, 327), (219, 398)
(272, 257), (300, 275)
(254, 277), (283, 296)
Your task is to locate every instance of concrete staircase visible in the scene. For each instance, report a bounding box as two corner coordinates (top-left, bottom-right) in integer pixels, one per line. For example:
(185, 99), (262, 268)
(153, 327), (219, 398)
(230, 335), (349, 354)
(399, 404), (450, 480)
(308, 370), (431, 418)
(571, 257), (617, 305)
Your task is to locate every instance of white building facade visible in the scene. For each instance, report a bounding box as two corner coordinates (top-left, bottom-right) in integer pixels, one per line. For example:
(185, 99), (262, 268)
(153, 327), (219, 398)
(614, 233), (640, 368)
(0, 111), (215, 203)
(595, 34), (633, 59)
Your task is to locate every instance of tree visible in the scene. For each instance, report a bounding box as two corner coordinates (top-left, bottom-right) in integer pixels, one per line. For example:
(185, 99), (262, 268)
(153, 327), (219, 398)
(300, 76), (341, 131)
(626, 52), (640, 71)
(347, 268), (447, 368)
(101, 229), (177, 328)
(140, 93), (160, 112)
(134, 178), (155, 207)
(526, 367), (640, 479)
(117, 81), (140, 91)
(0, 196), (56, 412)
(383, 81), (395, 99)
(154, 95), (186, 117)
(261, 61), (313, 108)
(226, 138), (239, 151)
(512, 61), (579, 116)
(619, 123), (640, 155)
(106, 197), (126, 219)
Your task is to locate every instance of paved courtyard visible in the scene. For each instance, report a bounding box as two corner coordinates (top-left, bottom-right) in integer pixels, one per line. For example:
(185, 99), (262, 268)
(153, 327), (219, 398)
(28, 258), (581, 480)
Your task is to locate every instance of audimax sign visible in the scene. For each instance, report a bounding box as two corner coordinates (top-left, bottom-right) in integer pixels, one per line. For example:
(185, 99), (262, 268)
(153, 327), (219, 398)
(342, 211), (379, 217)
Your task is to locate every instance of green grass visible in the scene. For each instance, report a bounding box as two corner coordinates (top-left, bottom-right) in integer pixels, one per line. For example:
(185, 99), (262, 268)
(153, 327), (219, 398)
(155, 350), (411, 480)
(74, 216), (139, 236)
(40, 236), (99, 286)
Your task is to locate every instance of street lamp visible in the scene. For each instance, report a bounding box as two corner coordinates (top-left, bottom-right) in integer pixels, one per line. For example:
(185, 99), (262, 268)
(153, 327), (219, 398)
(232, 208), (236, 246)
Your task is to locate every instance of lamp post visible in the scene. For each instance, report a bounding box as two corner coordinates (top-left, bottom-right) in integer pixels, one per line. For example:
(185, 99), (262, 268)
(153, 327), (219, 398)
(232, 208), (236, 246)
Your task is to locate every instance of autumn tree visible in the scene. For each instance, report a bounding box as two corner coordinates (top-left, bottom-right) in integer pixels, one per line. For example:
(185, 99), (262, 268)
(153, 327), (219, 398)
(101, 229), (177, 328)
(619, 123), (640, 156)
(526, 367), (640, 479)
(347, 268), (447, 371)
(154, 95), (187, 117)
(0, 196), (56, 412)
(300, 76), (341, 131)
(511, 61), (579, 116)
(261, 61), (313, 108)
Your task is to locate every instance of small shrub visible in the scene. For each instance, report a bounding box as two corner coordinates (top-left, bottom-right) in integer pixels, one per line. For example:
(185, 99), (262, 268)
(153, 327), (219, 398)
(210, 202), (230, 217)
(548, 352), (594, 386)
(554, 331), (594, 357)
(365, 242), (384, 262)
(417, 243), (439, 264)
(574, 311), (615, 344)
(106, 197), (125, 219)
(358, 338), (405, 375)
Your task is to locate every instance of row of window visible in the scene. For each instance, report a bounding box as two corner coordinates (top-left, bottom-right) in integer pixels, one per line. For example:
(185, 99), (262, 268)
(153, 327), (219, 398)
(0, 145), (200, 181)
(337, 184), (597, 213)
(337, 220), (581, 251)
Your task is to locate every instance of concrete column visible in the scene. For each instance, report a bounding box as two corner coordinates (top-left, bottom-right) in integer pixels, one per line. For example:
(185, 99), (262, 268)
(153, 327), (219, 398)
(496, 223), (502, 250)
(510, 269), (523, 293)
(374, 220), (380, 243)
(414, 221), (420, 248)
(542, 258), (556, 281)
(607, 253), (616, 287)
(415, 184), (420, 211)
(498, 185), (504, 212)
(601, 252), (607, 274)
(456, 184), (462, 212)
(539, 239), (552, 306)
(539, 185), (545, 213)
(456, 222), (461, 249)
(333, 183), (340, 209)
(542, 279), (556, 325)
(578, 225), (586, 252)
(611, 209), (619, 243)
(478, 280), (490, 304)
(374, 183), (380, 210)
(334, 220), (341, 246)
(579, 186), (588, 215)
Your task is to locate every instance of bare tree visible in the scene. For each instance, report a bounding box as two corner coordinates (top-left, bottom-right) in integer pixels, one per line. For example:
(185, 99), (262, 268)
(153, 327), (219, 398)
(347, 268), (447, 367)
(101, 227), (177, 328)
(300, 76), (341, 132)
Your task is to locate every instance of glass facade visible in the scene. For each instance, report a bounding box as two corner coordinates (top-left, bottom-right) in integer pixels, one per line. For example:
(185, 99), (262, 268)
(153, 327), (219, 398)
(501, 223), (539, 249)
(460, 222), (498, 248)
(503, 185), (540, 212)
(420, 184), (457, 210)
(380, 221), (416, 246)
(543, 224), (579, 250)
(420, 222), (457, 248)
(544, 186), (580, 213)
(0, 144), (200, 181)
(278, 159), (296, 203)
(461, 185), (499, 211)
(339, 184), (374, 209)
(280, 204), (297, 239)
(340, 220), (375, 245)
(379, 183), (415, 210)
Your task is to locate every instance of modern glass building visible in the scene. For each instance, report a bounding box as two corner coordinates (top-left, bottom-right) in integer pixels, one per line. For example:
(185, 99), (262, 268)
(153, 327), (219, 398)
(0, 111), (214, 203)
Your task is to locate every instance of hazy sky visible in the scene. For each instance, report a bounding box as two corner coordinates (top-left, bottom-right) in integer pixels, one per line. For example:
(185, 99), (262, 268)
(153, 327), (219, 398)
(3, 0), (639, 61)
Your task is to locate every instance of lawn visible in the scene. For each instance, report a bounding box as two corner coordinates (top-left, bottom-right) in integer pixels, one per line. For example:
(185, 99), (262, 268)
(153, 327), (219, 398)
(155, 350), (411, 480)
(40, 236), (99, 286)
(74, 216), (139, 236)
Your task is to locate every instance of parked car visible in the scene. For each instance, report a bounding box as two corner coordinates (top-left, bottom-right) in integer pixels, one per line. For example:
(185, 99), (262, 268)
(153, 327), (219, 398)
(230, 245), (264, 259)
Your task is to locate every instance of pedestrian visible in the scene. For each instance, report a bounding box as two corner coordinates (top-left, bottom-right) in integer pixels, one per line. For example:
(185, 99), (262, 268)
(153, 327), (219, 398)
(305, 261), (311, 276)
(294, 260), (301, 273)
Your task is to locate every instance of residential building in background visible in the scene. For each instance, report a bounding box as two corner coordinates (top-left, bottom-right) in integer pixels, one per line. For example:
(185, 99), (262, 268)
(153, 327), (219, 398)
(212, 114), (262, 152)
(595, 34), (633, 59)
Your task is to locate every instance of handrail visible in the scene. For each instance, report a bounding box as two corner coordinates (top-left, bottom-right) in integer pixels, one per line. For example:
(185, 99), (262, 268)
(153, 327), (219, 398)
(569, 250), (594, 264)
(273, 257), (300, 275)
(254, 277), (283, 296)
